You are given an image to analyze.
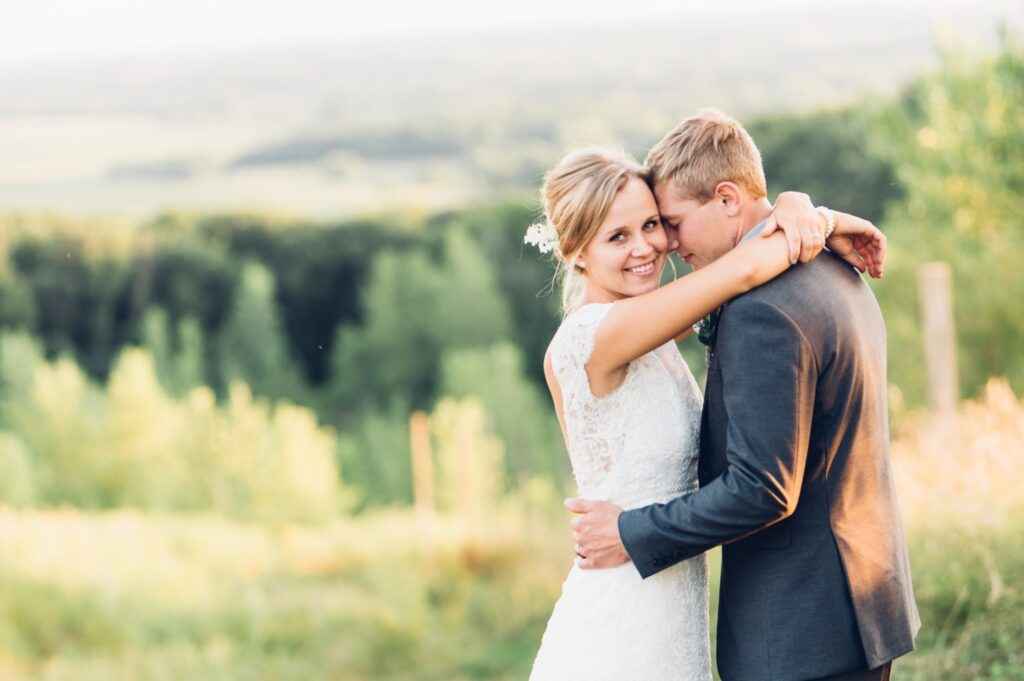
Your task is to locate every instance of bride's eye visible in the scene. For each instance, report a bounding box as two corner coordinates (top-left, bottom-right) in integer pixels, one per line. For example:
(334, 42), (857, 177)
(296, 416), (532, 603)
(643, 219), (659, 231)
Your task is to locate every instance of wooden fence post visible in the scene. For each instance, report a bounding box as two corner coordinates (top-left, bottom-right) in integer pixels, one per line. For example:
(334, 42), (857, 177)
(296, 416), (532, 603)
(917, 262), (959, 416)
(409, 411), (434, 516)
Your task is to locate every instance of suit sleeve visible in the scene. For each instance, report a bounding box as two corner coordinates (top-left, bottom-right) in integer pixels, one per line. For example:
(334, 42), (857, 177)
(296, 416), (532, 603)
(618, 298), (818, 578)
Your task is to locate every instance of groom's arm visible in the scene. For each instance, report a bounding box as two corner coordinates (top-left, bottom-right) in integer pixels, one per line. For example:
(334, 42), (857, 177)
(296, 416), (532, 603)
(618, 297), (819, 579)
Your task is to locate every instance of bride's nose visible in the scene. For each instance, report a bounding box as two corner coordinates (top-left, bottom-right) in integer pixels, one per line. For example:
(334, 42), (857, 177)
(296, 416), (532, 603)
(632, 236), (656, 258)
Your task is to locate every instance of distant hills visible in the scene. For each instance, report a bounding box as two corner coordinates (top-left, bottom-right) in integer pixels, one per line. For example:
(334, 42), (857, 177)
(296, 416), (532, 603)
(0, 0), (1019, 217)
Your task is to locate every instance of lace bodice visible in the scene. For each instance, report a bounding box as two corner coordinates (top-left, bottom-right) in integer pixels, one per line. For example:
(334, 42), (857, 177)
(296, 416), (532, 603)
(548, 302), (703, 510)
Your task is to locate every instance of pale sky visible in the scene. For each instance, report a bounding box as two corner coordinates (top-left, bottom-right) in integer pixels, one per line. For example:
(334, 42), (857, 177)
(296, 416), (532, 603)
(3, 0), (883, 63)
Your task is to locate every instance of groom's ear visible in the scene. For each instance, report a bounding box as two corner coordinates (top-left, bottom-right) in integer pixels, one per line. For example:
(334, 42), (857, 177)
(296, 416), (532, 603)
(714, 181), (743, 218)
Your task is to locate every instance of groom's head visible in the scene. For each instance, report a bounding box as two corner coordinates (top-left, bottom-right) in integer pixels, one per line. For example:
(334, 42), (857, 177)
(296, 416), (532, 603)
(646, 109), (768, 269)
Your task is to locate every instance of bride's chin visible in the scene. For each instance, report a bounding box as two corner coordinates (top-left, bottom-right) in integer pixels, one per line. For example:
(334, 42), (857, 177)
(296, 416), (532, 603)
(623, 281), (659, 297)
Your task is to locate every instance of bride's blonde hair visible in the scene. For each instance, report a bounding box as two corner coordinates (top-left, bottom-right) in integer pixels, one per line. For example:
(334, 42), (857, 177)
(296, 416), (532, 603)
(536, 148), (647, 314)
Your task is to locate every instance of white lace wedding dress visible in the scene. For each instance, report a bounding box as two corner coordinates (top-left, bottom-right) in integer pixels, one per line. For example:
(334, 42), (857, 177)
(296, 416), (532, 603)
(529, 302), (712, 681)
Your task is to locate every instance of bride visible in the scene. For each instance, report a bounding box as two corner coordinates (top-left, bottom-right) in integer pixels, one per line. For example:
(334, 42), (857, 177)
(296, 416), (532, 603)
(526, 148), (885, 680)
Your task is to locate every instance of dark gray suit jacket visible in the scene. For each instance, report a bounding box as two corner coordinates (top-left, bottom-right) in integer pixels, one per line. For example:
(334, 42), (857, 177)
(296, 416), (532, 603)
(619, 253), (920, 681)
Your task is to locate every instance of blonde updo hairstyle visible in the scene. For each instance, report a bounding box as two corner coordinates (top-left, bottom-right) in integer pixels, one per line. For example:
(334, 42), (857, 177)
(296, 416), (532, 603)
(538, 148), (648, 314)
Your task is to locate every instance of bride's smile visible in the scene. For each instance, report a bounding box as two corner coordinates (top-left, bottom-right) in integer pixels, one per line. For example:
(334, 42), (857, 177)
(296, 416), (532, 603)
(625, 260), (657, 277)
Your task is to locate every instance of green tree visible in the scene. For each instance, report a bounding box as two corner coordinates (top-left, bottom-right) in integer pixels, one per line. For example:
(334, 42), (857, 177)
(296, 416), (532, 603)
(440, 343), (567, 487)
(2, 341), (346, 521)
(427, 203), (562, 390)
(218, 261), (305, 402)
(142, 308), (204, 397)
(8, 238), (134, 379)
(335, 402), (412, 509)
(328, 228), (513, 419)
(0, 432), (36, 507)
(0, 276), (36, 331)
(749, 109), (903, 224)
(0, 332), (44, 407)
(198, 214), (415, 384)
(873, 37), (1024, 403)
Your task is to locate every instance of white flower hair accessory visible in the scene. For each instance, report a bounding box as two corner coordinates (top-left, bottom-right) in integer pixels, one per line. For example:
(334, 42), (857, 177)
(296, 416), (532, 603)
(524, 221), (558, 255)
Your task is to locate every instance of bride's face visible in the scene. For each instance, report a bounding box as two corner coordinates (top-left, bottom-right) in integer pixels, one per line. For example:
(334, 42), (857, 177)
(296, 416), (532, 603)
(578, 177), (669, 301)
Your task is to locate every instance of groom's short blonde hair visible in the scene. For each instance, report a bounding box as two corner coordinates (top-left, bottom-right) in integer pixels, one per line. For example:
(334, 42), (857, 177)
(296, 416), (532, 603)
(645, 109), (767, 203)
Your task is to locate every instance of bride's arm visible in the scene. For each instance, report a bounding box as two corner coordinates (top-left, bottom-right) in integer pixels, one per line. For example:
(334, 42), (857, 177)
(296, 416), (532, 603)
(826, 211), (887, 278)
(765, 194), (888, 278)
(589, 230), (793, 381)
(589, 200), (887, 391)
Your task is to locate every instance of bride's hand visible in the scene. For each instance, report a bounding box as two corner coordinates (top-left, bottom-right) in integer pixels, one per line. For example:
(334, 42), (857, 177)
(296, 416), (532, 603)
(760, 191), (826, 264)
(826, 212), (887, 279)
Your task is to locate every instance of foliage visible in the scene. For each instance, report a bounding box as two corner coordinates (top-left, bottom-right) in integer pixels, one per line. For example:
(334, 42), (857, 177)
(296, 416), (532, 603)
(142, 307), (205, 397)
(327, 228), (513, 418)
(440, 343), (567, 486)
(873, 38), (1024, 404)
(217, 261), (305, 402)
(335, 402), (412, 509)
(0, 38), (1021, 515)
(197, 215), (415, 384)
(8, 237), (135, 378)
(0, 275), (36, 331)
(1, 383), (1022, 679)
(0, 336), (347, 522)
(0, 432), (36, 507)
(889, 379), (1024, 679)
(430, 397), (506, 516)
(750, 108), (903, 224)
(0, 506), (565, 681)
(426, 203), (563, 389)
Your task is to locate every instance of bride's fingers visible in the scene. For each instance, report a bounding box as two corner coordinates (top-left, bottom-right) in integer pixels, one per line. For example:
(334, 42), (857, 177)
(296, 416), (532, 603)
(786, 226), (800, 264)
(863, 249), (880, 277)
(843, 251), (867, 273)
(771, 215), (801, 264)
(804, 220), (826, 263)
(858, 235), (885, 278)
(873, 232), (888, 275)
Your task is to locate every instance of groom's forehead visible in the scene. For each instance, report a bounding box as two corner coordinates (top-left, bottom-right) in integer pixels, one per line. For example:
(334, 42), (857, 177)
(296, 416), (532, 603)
(654, 187), (696, 218)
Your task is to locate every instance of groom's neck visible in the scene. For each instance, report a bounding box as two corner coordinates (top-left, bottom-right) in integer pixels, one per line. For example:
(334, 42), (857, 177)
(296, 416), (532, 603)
(735, 197), (774, 243)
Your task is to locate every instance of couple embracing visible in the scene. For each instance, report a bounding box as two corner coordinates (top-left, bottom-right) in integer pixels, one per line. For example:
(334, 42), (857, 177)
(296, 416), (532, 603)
(526, 110), (920, 681)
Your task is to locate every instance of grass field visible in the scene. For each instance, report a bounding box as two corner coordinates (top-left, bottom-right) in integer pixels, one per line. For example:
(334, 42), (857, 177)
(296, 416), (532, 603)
(0, 380), (1021, 680)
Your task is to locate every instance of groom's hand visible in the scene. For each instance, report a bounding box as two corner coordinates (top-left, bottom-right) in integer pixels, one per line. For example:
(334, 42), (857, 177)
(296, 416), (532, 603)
(565, 497), (630, 570)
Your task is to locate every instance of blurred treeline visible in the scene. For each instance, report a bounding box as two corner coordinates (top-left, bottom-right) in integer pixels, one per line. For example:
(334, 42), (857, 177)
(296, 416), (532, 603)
(1, 39), (1022, 515)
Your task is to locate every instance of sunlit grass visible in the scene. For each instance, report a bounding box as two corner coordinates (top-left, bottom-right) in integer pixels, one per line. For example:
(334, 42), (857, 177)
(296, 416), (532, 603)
(888, 379), (1024, 680)
(0, 380), (1021, 680)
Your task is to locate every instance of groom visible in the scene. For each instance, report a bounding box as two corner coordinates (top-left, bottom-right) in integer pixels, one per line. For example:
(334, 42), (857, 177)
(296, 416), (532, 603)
(568, 109), (920, 681)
